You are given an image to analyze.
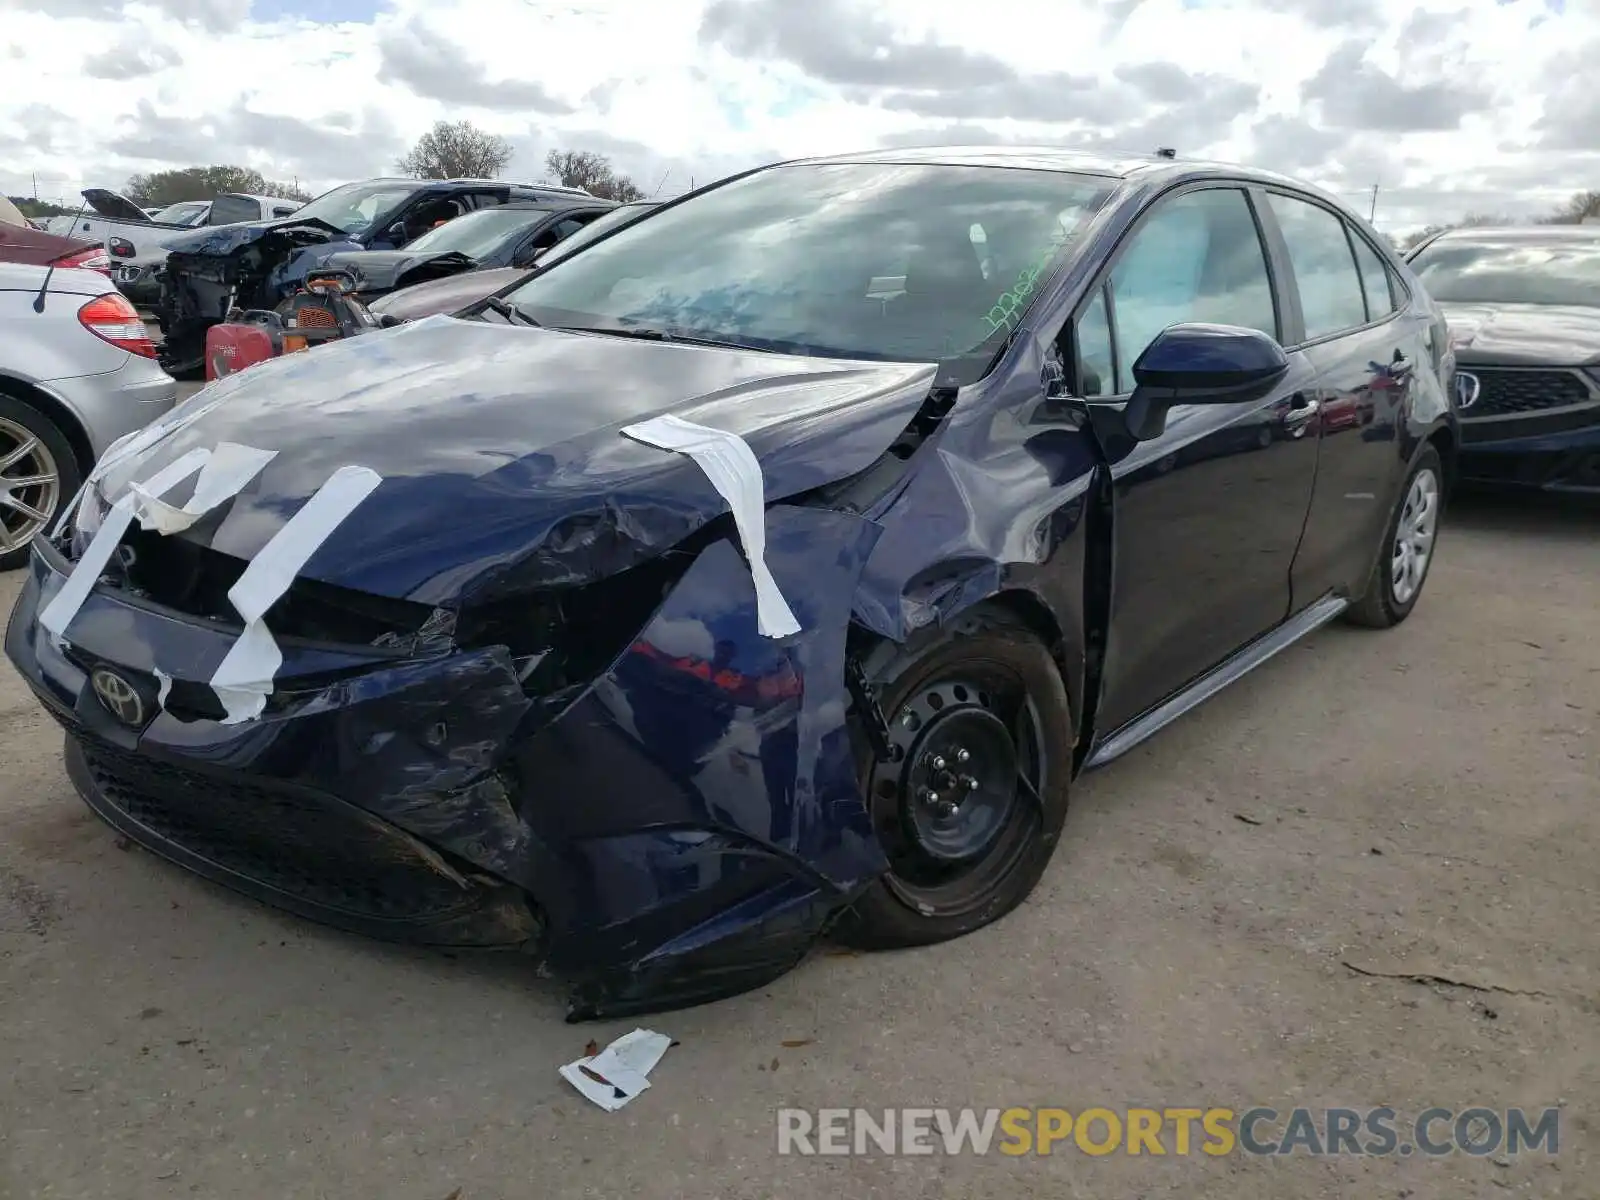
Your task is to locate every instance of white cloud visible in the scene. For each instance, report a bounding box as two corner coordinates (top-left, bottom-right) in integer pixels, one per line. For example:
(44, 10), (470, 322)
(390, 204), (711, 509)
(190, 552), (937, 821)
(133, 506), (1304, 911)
(0, 0), (1596, 233)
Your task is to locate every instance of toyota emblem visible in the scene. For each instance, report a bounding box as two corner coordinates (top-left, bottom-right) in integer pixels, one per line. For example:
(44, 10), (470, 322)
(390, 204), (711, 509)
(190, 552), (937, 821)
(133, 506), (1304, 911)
(91, 667), (147, 727)
(1454, 371), (1481, 411)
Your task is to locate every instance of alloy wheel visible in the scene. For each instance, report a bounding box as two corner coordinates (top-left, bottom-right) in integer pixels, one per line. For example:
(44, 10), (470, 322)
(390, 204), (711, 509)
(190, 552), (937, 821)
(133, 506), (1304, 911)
(0, 416), (60, 555)
(1390, 466), (1439, 606)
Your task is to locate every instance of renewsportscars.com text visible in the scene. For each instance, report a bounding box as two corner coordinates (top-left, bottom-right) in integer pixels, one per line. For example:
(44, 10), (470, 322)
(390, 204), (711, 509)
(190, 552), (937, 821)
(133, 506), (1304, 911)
(776, 1106), (1561, 1157)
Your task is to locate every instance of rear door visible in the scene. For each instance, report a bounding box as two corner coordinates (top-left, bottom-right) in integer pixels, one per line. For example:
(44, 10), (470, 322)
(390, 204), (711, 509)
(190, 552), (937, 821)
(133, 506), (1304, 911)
(1072, 184), (1322, 734)
(1257, 190), (1430, 605)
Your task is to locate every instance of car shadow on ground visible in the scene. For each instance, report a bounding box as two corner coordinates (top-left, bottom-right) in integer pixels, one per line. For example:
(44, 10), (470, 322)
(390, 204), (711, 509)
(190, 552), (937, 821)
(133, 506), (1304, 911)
(1448, 484), (1600, 542)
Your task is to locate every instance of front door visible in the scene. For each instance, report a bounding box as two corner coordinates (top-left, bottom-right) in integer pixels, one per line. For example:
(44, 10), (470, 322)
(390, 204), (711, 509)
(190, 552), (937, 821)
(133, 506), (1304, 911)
(1070, 185), (1322, 734)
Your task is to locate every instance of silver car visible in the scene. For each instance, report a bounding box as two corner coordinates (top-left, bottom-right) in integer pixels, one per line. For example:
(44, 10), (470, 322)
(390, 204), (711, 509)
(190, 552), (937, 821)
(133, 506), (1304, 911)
(0, 261), (176, 569)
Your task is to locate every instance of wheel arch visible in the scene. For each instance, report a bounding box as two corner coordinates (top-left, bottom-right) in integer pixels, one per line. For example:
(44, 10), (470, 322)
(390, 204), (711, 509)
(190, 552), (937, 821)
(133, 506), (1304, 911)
(1426, 421), (1458, 497)
(849, 585), (1086, 755)
(0, 372), (95, 475)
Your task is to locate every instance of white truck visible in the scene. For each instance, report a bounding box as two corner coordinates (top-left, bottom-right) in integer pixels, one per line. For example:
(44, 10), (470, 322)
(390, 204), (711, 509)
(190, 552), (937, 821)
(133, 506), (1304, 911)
(45, 188), (304, 305)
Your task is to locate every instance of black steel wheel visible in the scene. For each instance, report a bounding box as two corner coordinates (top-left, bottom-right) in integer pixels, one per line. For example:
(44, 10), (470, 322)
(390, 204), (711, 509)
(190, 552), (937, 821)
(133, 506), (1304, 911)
(835, 609), (1072, 948)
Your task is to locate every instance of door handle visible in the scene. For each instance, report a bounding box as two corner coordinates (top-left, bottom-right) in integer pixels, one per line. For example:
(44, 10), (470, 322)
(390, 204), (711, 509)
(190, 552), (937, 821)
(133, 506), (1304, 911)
(1283, 395), (1320, 426)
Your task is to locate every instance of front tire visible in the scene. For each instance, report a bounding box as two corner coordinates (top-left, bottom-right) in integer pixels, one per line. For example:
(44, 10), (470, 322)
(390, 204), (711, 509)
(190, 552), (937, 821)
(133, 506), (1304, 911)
(834, 610), (1072, 950)
(1346, 445), (1443, 629)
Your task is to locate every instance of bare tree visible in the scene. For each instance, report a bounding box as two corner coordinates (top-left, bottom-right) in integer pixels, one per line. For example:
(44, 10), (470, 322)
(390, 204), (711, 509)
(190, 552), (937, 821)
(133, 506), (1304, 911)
(1538, 189), (1600, 225)
(398, 121), (514, 180)
(544, 149), (645, 201)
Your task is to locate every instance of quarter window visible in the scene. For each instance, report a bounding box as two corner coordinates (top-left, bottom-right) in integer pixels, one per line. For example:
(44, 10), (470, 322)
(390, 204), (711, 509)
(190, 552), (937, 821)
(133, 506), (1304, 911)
(1076, 285), (1115, 397)
(1266, 193), (1368, 340)
(1102, 188), (1277, 392)
(1349, 232), (1398, 321)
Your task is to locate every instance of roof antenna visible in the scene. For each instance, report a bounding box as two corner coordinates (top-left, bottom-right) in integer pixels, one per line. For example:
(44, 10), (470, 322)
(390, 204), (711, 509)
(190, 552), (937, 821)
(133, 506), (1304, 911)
(1155, 147), (1177, 159)
(33, 194), (93, 313)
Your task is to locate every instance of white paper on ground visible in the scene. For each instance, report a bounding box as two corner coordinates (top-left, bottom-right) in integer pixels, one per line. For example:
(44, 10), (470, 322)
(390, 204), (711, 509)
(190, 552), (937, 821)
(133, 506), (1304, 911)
(38, 447), (213, 639)
(558, 1028), (674, 1112)
(209, 465), (383, 724)
(620, 414), (801, 639)
(130, 442), (277, 535)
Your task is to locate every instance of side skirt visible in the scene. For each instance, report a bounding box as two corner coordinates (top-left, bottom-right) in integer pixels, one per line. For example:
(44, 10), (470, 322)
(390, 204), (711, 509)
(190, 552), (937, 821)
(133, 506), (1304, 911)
(1082, 592), (1349, 770)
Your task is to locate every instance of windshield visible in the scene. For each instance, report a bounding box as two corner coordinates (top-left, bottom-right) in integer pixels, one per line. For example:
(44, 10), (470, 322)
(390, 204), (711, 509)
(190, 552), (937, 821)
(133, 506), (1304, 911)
(403, 207), (547, 258)
(1409, 235), (1600, 307)
(538, 204), (657, 265)
(291, 181), (420, 235)
(151, 201), (209, 227)
(503, 162), (1115, 371)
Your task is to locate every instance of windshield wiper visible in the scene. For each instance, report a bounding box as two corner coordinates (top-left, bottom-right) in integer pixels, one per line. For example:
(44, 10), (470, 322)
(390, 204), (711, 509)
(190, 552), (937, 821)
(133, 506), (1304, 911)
(555, 324), (759, 351)
(481, 296), (540, 327)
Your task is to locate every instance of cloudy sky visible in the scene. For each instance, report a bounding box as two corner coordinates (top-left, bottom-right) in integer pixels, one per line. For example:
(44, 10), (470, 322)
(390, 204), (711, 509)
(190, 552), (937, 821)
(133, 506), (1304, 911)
(2, 0), (1597, 234)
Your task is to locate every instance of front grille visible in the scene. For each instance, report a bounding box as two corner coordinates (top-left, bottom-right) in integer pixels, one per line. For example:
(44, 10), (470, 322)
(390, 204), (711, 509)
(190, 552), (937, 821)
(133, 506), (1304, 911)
(1468, 368), (1594, 417)
(77, 736), (476, 923)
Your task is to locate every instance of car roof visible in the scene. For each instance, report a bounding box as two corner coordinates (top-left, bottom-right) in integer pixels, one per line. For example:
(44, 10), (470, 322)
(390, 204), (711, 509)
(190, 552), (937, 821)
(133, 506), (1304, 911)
(1425, 224), (1600, 243)
(353, 176), (595, 198)
(782, 144), (1320, 192)
(488, 198), (618, 212)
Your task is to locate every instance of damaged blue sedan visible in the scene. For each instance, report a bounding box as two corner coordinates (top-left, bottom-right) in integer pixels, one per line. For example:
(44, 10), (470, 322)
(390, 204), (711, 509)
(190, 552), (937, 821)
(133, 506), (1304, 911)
(5, 148), (1459, 1020)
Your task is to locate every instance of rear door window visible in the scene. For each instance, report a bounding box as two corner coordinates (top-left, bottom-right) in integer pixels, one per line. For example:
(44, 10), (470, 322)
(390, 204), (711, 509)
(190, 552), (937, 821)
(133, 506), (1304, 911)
(1266, 193), (1368, 340)
(1349, 232), (1399, 322)
(206, 195), (261, 226)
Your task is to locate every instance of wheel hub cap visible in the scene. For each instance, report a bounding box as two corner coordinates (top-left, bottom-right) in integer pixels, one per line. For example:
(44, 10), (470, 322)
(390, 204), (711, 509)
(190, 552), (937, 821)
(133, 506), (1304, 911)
(881, 684), (1020, 863)
(1391, 467), (1439, 606)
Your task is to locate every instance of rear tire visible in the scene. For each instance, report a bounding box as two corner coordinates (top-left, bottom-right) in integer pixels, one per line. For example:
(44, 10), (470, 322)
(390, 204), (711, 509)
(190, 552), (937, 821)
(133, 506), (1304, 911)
(1346, 445), (1443, 629)
(834, 610), (1072, 950)
(0, 395), (81, 572)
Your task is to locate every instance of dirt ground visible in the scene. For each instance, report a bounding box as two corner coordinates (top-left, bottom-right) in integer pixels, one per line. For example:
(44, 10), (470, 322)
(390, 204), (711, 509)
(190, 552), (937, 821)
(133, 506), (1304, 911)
(1, 484), (1595, 1200)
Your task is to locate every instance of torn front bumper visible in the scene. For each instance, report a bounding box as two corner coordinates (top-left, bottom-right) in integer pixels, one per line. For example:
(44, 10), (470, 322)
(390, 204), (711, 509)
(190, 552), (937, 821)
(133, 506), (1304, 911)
(5, 506), (886, 1018)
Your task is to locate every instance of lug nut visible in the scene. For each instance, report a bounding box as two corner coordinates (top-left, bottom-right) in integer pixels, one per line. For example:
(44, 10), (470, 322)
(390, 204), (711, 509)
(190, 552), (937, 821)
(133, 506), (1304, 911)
(962, 775), (979, 792)
(956, 748), (971, 764)
(931, 755), (946, 770)
(926, 791), (940, 807)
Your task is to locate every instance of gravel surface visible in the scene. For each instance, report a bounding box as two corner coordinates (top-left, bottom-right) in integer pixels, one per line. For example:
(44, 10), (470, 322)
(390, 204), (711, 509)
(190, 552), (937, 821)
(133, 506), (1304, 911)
(1, 488), (1595, 1200)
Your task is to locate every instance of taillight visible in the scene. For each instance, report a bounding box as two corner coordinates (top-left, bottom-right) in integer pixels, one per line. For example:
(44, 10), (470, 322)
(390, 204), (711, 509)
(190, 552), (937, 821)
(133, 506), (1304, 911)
(108, 236), (136, 258)
(78, 292), (157, 358)
(50, 246), (113, 276)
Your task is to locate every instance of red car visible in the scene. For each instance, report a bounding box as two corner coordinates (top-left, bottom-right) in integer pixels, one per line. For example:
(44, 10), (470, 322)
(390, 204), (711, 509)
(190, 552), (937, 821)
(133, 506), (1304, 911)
(0, 197), (112, 275)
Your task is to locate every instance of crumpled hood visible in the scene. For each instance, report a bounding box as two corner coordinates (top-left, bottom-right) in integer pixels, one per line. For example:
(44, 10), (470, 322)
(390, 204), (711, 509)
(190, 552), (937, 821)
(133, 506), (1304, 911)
(321, 248), (477, 294)
(1440, 301), (1600, 366)
(161, 217), (348, 259)
(367, 266), (527, 322)
(94, 314), (938, 606)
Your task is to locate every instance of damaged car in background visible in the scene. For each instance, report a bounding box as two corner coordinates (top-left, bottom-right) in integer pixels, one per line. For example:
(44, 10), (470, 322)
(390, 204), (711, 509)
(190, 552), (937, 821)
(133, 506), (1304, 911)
(362, 199), (663, 326)
(198, 197), (627, 378)
(153, 176), (595, 377)
(6, 148), (1458, 1019)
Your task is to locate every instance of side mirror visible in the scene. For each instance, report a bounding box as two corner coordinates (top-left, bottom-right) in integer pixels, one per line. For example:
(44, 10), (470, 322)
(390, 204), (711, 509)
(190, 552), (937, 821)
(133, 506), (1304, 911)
(1123, 323), (1290, 441)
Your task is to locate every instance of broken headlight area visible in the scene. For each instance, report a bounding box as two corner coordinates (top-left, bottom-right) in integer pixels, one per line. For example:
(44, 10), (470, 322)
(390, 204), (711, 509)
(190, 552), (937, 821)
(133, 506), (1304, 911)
(101, 523), (445, 651)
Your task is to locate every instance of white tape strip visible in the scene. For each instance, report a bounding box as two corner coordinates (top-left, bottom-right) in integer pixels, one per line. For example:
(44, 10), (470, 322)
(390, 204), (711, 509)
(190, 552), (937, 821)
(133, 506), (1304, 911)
(209, 465), (383, 724)
(38, 448), (213, 639)
(53, 385), (240, 536)
(129, 442), (277, 535)
(620, 414), (801, 639)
